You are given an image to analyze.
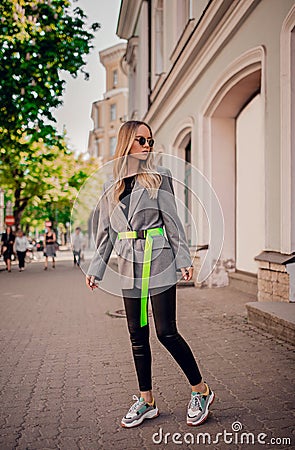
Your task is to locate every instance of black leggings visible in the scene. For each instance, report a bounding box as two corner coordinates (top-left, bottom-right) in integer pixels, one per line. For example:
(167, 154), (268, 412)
(122, 285), (202, 392)
(17, 251), (26, 269)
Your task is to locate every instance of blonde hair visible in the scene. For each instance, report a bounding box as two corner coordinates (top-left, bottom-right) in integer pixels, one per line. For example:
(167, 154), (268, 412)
(112, 121), (162, 204)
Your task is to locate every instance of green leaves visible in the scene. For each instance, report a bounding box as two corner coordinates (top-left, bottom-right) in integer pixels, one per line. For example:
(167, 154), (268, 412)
(0, 134), (100, 229)
(0, 0), (100, 229)
(0, 0), (99, 143)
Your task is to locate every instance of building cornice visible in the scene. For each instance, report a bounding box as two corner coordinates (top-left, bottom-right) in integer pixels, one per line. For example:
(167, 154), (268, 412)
(99, 43), (127, 66)
(145, 0), (260, 132)
(103, 87), (129, 100)
(116, 0), (143, 39)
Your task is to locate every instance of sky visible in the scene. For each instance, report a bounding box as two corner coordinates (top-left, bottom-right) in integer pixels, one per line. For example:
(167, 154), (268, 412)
(54, 0), (125, 155)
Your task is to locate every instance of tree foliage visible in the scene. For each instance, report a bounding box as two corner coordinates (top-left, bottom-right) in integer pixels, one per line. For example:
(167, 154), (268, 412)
(0, 0), (100, 229)
(17, 146), (99, 232)
(0, 136), (99, 230)
(0, 0), (99, 145)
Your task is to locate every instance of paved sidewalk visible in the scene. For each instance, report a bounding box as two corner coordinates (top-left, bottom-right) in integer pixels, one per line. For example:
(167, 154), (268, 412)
(0, 258), (294, 450)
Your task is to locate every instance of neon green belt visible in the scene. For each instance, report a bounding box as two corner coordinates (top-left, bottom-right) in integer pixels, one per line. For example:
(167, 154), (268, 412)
(118, 227), (164, 327)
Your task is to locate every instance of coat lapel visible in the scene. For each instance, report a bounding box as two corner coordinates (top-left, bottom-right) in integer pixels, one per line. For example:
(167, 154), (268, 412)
(110, 199), (129, 232)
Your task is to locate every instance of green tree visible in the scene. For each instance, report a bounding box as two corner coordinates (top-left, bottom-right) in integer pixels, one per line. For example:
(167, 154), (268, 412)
(23, 154), (99, 243)
(0, 138), (99, 231)
(0, 0), (99, 228)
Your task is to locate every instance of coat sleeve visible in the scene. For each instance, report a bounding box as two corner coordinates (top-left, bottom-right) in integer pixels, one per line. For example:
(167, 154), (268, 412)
(157, 168), (193, 270)
(87, 184), (115, 280)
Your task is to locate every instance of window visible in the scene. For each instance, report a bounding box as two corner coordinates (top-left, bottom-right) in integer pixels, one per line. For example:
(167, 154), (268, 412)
(176, 0), (190, 40)
(184, 139), (192, 245)
(110, 137), (116, 156)
(110, 103), (116, 121)
(113, 69), (118, 87)
(155, 0), (163, 74)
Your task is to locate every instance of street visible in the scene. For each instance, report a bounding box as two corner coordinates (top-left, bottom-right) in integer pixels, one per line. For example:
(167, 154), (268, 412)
(0, 253), (294, 450)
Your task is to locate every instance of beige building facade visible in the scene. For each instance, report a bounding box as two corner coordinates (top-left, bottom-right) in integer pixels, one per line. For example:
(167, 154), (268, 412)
(117, 0), (295, 302)
(88, 43), (128, 163)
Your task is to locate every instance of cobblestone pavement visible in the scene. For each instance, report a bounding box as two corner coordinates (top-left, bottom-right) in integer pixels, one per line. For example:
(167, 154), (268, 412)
(0, 257), (294, 450)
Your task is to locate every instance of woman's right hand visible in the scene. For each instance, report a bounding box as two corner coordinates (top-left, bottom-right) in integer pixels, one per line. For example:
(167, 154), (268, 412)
(86, 275), (98, 291)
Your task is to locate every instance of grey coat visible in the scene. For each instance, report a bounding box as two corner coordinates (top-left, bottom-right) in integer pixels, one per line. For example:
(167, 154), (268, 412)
(87, 166), (192, 290)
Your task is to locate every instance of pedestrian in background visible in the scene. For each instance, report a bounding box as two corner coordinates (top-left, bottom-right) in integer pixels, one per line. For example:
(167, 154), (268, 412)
(44, 226), (57, 270)
(86, 121), (214, 428)
(1, 225), (15, 272)
(14, 229), (29, 271)
(71, 227), (84, 267)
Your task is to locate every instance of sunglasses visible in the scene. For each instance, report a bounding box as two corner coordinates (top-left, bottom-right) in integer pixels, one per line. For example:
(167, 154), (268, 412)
(134, 136), (154, 147)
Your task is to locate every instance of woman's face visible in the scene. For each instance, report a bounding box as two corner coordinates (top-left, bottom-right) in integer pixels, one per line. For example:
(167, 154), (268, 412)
(128, 124), (153, 161)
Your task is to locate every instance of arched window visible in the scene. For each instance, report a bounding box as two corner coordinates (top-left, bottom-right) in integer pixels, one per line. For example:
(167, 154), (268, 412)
(201, 47), (265, 273)
(184, 139), (192, 244)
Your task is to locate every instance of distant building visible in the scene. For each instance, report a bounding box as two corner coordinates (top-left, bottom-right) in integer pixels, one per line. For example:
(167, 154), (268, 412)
(117, 0), (295, 302)
(88, 43), (128, 163)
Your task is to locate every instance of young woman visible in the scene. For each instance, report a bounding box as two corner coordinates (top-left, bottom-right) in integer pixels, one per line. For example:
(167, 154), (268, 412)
(86, 121), (214, 428)
(43, 226), (57, 270)
(1, 226), (15, 272)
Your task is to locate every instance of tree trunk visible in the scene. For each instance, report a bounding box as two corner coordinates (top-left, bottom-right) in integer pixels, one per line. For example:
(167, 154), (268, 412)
(14, 186), (29, 230)
(14, 208), (22, 231)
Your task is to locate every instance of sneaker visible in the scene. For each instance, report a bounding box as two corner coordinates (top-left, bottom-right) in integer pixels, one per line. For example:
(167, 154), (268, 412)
(187, 383), (215, 426)
(121, 395), (159, 428)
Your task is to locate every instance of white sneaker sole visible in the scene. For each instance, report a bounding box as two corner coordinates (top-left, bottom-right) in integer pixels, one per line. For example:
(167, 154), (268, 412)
(121, 407), (160, 428)
(187, 392), (215, 426)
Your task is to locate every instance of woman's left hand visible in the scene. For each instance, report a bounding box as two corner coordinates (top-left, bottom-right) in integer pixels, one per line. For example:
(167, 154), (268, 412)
(86, 275), (98, 291)
(181, 266), (194, 281)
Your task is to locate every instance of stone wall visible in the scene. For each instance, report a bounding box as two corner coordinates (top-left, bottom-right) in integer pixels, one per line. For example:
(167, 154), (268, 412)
(257, 261), (289, 302)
